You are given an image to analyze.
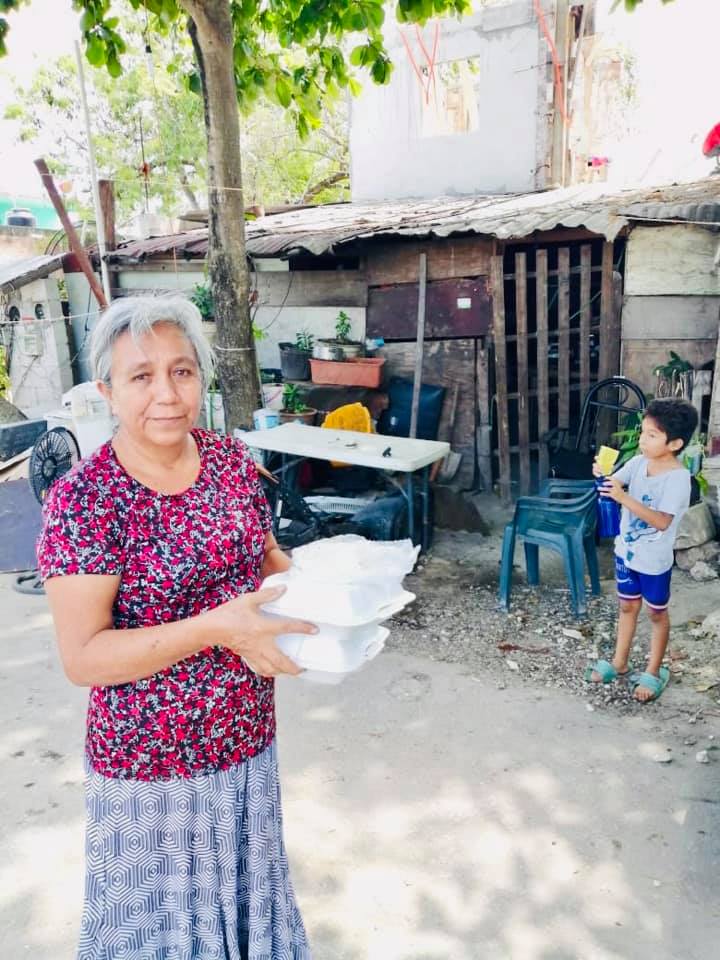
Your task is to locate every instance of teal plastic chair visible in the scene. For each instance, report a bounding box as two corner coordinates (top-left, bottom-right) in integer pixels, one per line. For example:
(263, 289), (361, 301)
(498, 479), (600, 618)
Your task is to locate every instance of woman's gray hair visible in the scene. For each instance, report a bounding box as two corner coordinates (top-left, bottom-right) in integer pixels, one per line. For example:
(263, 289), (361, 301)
(90, 295), (215, 390)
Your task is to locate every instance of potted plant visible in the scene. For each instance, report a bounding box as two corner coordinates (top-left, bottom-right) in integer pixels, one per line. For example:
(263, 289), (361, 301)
(190, 281), (214, 320)
(280, 383), (317, 425)
(279, 330), (314, 381)
(314, 311), (365, 360)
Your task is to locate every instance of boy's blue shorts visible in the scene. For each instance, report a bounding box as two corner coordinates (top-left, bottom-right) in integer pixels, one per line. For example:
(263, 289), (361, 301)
(615, 556), (672, 610)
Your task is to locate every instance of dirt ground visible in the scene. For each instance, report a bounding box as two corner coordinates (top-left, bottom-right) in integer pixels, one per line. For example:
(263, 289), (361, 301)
(389, 509), (720, 722)
(2, 505), (720, 959)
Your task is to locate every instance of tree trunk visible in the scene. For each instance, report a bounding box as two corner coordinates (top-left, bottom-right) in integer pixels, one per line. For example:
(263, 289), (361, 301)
(183, 0), (259, 432)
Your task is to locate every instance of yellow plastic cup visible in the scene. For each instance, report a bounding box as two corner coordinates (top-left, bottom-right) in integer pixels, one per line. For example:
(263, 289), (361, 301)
(596, 445), (620, 476)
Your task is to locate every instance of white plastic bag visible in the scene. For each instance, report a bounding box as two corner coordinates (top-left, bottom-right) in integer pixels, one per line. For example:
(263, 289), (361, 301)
(291, 535), (420, 584)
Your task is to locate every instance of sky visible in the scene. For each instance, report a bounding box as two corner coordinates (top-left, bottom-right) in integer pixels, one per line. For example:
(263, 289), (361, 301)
(0, 0), (80, 198)
(0, 0), (718, 201)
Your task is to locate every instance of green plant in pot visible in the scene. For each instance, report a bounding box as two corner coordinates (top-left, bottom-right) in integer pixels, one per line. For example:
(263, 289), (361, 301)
(190, 282), (214, 320)
(280, 383), (316, 425)
(279, 330), (313, 380)
(653, 351), (693, 400)
(315, 310), (364, 360)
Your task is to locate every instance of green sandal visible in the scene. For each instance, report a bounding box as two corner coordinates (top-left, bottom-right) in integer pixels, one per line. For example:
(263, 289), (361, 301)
(584, 660), (630, 684)
(629, 667), (670, 702)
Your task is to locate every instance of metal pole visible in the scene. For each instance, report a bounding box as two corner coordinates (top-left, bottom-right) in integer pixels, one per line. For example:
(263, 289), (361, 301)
(74, 40), (112, 305)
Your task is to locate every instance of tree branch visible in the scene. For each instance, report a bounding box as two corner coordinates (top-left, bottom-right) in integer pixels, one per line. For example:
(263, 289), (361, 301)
(300, 170), (349, 203)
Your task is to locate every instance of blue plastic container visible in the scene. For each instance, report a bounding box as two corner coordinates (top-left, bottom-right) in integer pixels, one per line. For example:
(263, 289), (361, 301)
(595, 477), (621, 538)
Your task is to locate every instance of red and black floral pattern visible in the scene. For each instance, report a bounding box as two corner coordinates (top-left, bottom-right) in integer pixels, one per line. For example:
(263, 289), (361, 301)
(37, 430), (276, 781)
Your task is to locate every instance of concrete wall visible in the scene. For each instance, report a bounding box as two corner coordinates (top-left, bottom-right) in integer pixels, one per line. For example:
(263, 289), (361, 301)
(114, 265), (366, 373)
(0, 225), (55, 265)
(64, 269), (104, 384)
(349, 0), (547, 201)
(621, 225), (720, 397)
(3, 278), (74, 418)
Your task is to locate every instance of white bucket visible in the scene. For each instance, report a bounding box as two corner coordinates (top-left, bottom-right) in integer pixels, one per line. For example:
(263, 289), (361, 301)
(253, 408), (280, 430)
(261, 383), (284, 411)
(205, 392), (226, 433)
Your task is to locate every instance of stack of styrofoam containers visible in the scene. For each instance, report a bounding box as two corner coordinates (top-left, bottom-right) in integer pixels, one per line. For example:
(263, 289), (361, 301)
(262, 535), (419, 683)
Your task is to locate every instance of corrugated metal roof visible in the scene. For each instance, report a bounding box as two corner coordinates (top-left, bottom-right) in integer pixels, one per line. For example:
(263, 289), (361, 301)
(104, 178), (720, 263)
(0, 253), (65, 292)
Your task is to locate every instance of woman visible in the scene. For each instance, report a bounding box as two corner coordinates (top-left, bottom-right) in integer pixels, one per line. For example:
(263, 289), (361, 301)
(37, 296), (316, 960)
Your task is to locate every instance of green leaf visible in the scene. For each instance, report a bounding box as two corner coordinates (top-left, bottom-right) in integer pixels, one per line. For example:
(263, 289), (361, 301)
(350, 45), (367, 67)
(85, 37), (105, 67)
(106, 52), (122, 78)
(275, 75), (292, 108)
(80, 9), (95, 32)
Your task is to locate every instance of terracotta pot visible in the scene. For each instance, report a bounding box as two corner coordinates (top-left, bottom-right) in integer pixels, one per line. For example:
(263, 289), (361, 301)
(279, 408), (317, 426)
(310, 357), (385, 388)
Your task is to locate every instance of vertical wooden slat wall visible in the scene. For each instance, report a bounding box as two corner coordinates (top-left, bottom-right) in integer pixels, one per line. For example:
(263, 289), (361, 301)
(491, 257), (511, 502)
(536, 250), (549, 480)
(491, 240), (621, 501)
(557, 248), (571, 430)
(515, 253), (530, 494)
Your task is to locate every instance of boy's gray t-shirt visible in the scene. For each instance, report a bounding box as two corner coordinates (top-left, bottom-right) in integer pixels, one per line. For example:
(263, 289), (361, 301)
(612, 455), (691, 574)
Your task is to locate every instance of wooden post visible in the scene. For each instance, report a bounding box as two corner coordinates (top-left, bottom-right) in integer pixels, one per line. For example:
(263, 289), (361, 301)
(579, 244), (592, 401)
(35, 158), (107, 310)
(491, 255), (511, 502)
(409, 252), (427, 440)
(536, 250), (550, 479)
(599, 242), (620, 379)
(99, 179), (116, 252)
(476, 339), (493, 492)
(558, 247), (570, 429)
(597, 241), (622, 443)
(515, 252), (530, 494)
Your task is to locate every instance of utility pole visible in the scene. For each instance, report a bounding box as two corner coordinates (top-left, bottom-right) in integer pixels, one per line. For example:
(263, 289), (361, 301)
(74, 40), (112, 305)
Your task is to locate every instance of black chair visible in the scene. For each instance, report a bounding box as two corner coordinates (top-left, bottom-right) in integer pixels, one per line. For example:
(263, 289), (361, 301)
(544, 377), (647, 479)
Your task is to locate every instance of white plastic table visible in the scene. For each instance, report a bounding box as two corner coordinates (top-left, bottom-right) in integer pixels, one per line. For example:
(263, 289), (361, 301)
(241, 422), (449, 549)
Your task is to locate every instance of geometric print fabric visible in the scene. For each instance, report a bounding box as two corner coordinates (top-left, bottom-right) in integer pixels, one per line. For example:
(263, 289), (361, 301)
(78, 742), (311, 959)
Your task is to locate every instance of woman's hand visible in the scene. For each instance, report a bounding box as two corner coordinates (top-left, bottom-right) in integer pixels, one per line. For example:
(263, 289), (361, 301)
(591, 459), (603, 478)
(201, 586), (316, 677)
(598, 476), (626, 504)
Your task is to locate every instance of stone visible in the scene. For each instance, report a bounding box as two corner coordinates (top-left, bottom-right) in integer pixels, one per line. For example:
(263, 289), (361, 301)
(699, 609), (720, 641)
(675, 541), (720, 570)
(0, 397), (27, 425)
(689, 561), (719, 582)
(696, 750), (710, 764)
(675, 502), (717, 550)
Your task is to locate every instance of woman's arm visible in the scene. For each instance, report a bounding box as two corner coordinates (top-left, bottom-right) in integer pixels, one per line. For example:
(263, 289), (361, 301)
(45, 576), (315, 686)
(260, 531), (292, 578)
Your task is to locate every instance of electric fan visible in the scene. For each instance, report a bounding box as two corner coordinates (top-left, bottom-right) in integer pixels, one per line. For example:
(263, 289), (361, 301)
(14, 427), (81, 595)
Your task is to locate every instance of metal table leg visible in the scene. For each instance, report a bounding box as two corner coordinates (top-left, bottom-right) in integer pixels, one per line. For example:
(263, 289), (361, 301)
(420, 465), (430, 552)
(405, 470), (414, 545)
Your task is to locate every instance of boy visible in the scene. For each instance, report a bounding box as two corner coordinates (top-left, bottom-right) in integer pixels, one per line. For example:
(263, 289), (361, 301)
(587, 398), (699, 702)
